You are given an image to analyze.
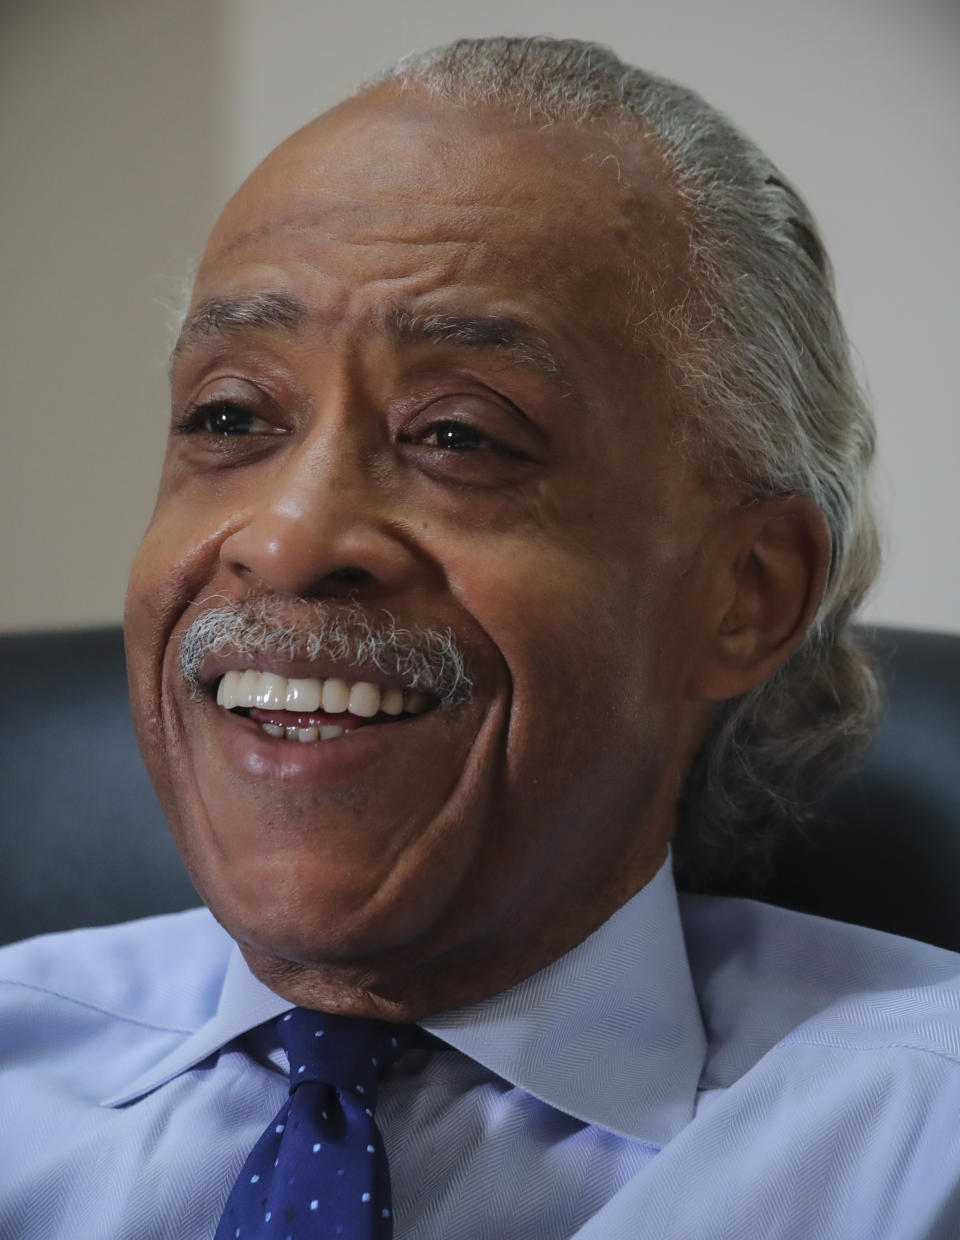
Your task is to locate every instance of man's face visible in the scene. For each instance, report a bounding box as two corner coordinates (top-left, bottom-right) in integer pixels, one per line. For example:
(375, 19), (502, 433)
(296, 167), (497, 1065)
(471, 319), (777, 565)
(126, 86), (732, 1017)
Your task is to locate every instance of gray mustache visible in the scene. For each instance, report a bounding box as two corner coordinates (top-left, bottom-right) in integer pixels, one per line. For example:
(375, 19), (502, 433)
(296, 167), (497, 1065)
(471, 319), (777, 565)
(179, 598), (474, 705)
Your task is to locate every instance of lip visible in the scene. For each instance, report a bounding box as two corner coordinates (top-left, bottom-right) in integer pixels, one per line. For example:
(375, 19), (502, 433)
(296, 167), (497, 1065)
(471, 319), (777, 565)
(206, 692), (447, 786)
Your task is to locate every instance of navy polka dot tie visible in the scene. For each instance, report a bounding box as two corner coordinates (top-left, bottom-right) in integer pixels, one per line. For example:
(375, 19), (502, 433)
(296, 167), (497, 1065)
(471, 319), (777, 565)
(214, 1009), (415, 1240)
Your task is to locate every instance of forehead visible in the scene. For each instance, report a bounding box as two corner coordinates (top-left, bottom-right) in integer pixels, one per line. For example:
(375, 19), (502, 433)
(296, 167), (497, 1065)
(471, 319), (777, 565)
(190, 87), (687, 388)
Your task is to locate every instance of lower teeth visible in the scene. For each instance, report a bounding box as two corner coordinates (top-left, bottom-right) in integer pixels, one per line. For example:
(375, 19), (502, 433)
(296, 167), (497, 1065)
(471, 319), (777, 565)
(261, 723), (346, 742)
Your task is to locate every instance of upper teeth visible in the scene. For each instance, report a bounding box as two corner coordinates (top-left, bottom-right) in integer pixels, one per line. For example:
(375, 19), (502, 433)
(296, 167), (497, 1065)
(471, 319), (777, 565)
(216, 669), (428, 718)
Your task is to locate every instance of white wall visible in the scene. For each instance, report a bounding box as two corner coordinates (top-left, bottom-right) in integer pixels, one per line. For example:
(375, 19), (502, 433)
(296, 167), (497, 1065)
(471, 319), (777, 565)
(0, 0), (224, 632)
(3, 0), (958, 633)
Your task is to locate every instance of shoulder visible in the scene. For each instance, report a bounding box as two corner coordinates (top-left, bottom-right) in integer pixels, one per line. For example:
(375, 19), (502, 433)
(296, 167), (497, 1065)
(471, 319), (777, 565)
(641, 896), (960, 1237)
(678, 892), (960, 1085)
(0, 907), (233, 1035)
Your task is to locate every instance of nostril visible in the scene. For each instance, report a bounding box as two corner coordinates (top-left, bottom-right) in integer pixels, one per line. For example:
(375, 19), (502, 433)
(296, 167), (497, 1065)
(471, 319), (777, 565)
(327, 565), (373, 585)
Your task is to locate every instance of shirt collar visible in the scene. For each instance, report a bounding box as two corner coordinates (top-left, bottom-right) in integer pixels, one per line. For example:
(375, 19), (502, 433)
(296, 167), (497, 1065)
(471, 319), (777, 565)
(421, 856), (706, 1148)
(101, 946), (293, 1107)
(103, 858), (706, 1147)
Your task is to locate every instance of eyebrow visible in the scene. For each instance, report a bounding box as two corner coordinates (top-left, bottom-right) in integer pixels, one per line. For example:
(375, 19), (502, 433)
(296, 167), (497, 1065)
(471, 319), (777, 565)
(171, 292), (574, 398)
(172, 292), (305, 363)
(390, 305), (566, 388)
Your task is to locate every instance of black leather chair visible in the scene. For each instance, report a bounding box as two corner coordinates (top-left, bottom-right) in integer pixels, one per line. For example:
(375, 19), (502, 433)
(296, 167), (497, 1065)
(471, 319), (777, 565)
(0, 628), (198, 945)
(1, 626), (958, 950)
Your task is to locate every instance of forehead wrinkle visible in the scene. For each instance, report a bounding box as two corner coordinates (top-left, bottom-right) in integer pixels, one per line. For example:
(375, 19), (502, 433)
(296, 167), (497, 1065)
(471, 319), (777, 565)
(210, 187), (499, 262)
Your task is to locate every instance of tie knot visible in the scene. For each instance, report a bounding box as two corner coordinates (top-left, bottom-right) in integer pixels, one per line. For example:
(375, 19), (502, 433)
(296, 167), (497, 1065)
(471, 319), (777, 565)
(276, 1008), (415, 1100)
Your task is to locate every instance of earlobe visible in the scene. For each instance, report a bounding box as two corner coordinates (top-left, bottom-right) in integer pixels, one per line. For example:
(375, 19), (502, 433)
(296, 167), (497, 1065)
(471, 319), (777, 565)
(687, 495), (831, 702)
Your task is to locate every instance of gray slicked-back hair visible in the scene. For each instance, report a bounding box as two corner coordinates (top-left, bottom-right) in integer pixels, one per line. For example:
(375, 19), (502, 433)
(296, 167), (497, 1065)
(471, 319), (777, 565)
(373, 36), (882, 882)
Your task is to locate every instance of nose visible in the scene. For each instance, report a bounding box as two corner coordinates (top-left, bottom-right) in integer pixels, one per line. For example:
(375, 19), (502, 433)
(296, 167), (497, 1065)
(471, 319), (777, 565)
(219, 430), (419, 602)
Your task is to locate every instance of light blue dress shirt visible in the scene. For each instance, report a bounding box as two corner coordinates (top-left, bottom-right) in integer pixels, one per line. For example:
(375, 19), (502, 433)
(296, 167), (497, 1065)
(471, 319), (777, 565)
(2, 859), (960, 1239)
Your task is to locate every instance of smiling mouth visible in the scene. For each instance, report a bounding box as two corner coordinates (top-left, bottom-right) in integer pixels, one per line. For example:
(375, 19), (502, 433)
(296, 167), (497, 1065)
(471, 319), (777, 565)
(216, 668), (434, 742)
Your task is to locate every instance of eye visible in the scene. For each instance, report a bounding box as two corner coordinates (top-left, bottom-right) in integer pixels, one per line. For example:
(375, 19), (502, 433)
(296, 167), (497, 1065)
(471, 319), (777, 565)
(397, 394), (542, 488)
(176, 400), (280, 436)
(419, 420), (495, 453)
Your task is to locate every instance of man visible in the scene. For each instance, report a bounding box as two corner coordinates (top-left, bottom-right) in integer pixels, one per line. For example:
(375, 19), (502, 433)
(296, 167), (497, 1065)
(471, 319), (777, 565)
(2, 35), (959, 1240)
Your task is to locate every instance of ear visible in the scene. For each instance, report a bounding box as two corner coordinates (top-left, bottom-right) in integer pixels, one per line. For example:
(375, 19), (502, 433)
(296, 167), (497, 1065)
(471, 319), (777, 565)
(686, 494), (831, 702)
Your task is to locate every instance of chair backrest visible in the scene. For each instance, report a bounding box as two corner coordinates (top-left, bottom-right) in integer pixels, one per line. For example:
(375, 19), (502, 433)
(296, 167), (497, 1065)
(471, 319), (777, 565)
(0, 627), (197, 945)
(743, 626), (960, 951)
(0, 625), (957, 949)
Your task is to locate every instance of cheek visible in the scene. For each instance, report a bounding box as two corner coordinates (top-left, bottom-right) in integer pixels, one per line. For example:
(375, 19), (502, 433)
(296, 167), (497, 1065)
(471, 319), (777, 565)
(430, 532), (685, 915)
(125, 525), (180, 738)
(445, 516), (683, 749)
(124, 497), (235, 798)
(127, 480), (244, 638)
